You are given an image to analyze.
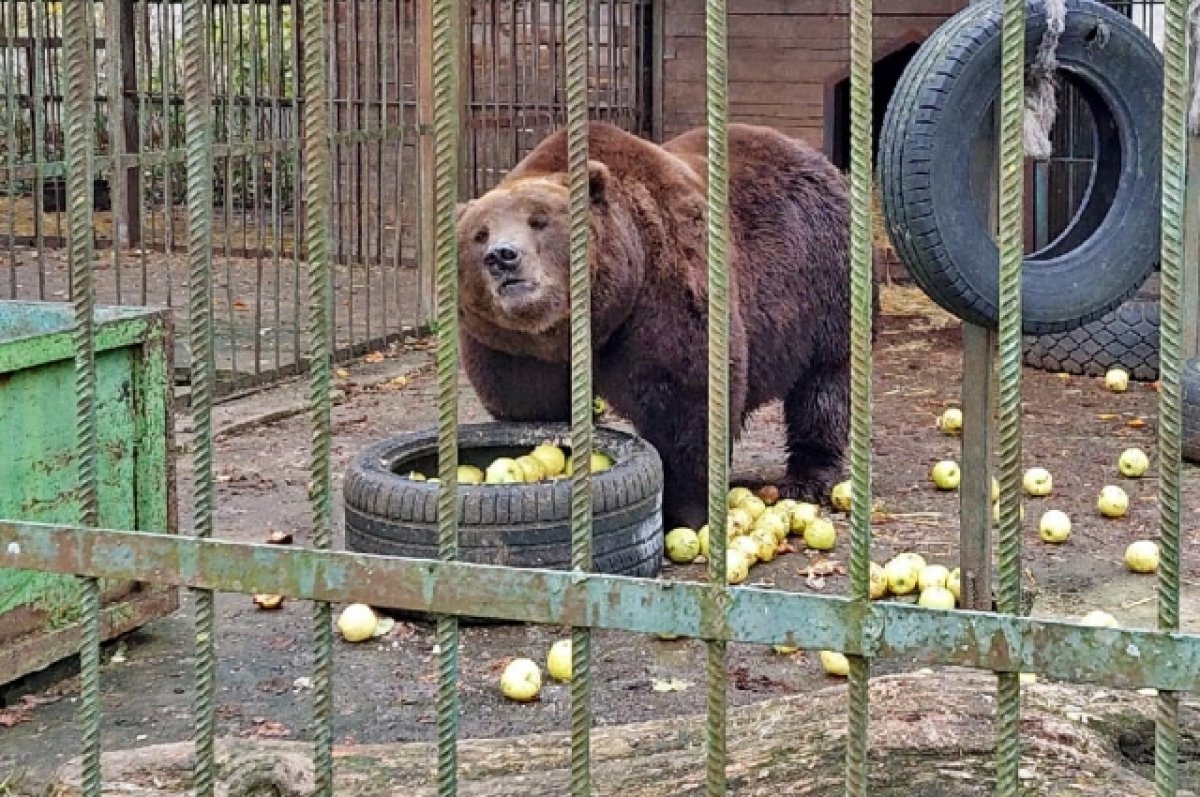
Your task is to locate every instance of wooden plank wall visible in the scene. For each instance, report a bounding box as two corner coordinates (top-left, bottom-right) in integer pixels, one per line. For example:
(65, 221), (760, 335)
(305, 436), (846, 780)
(659, 0), (968, 148)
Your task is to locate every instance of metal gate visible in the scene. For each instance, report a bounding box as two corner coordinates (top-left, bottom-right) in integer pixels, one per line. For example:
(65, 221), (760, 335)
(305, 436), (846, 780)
(0, 0), (652, 398)
(0, 1), (1197, 797)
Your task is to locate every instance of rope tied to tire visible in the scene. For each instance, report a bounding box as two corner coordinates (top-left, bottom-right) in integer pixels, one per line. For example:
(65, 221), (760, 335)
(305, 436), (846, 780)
(1023, 0), (1068, 160)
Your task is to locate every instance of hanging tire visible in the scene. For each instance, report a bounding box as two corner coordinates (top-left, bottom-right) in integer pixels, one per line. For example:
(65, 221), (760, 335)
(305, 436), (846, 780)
(341, 422), (665, 620)
(1022, 272), (1161, 380)
(879, 0), (1162, 336)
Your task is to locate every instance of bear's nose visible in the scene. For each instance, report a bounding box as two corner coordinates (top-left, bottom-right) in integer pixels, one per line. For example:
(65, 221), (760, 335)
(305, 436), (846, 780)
(484, 242), (522, 274)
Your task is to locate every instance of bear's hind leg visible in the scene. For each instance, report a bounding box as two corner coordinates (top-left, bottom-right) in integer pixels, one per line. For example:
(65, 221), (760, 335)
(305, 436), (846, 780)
(778, 364), (849, 505)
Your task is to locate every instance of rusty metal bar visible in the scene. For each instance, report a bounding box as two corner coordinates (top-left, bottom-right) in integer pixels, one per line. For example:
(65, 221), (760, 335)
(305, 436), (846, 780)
(6, 521), (1200, 693)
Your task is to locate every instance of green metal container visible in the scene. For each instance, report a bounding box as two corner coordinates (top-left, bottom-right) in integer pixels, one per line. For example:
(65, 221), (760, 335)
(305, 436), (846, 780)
(0, 300), (177, 686)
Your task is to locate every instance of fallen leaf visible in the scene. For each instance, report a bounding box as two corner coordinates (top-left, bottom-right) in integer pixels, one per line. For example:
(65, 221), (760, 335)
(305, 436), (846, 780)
(335, 368), (350, 379)
(0, 709), (31, 727)
(372, 617), (396, 638)
(1097, 413), (1119, 421)
(1127, 418), (1147, 428)
(807, 559), (844, 577)
(233, 299), (249, 310)
(365, 352), (385, 363)
(252, 719), (291, 738)
(651, 678), (692, 692)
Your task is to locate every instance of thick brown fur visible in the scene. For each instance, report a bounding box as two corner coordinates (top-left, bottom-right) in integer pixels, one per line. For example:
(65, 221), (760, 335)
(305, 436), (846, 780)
(455, 121), (879, 531)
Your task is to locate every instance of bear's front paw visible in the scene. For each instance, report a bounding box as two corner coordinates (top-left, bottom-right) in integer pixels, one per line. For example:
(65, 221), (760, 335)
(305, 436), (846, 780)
(778, 467), (844, 507)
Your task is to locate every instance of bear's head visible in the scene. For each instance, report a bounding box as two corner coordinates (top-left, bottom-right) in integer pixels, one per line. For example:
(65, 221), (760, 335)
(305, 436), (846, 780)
(455, 160), (644, 347)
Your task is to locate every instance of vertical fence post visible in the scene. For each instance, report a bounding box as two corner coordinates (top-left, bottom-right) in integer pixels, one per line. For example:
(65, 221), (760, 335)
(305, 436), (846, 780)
(182, 0), (217, 793)
(993, 0), (1027, 793)
(845, 0), (874, 792)
(703, 0), (730, 794)
(1154, 0), (1190, 792)
(959, 0), (997, 616)
(62, 3), (102, 795)
(563, 0), (595, 792)
(430, 0), (464, 794)
(299, 0), (337, 792)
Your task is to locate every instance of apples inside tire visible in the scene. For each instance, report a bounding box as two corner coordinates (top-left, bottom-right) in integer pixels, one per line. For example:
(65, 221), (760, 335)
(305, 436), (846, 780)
(341, 422), (665, 621)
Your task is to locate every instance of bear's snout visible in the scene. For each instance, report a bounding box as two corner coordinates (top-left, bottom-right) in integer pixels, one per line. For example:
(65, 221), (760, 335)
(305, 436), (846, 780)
(484, 242), (523, 277)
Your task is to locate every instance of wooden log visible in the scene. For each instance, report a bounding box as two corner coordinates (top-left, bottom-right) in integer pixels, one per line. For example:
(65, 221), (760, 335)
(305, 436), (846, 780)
(46, 669), (1199, 796)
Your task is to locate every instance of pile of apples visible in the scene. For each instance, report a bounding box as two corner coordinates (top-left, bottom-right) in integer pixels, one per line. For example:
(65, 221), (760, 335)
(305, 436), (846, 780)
(403, 442), (614, 485)
(660, 485), (840, 585)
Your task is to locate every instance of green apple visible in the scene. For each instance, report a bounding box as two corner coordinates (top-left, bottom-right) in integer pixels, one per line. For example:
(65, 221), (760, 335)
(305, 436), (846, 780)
(725, 550), (751, 585)
(753, 510), (790, 544)
(789, 502), (820, 533)
(883, 556), (919, 595)
(946, 568), (961, 601)
(457, 465), (485, 484)
(1080, 610), (1119, 628)
(728, 486), (754, 508)
(530, 443), (567, 477)
(869, 562), (888, 599)
(930, 460), (961, 490)
(1097, 485), (1129, 518)
(1022, 467), (1053, 497)
(830, 480), (852, 512)
(665, 527), (701, 564)
(1038, 509), (1072, 543)
(515, 455), (547, 483)
(1118, 447), (1150, 478)
(733, 535), (761, 565)
(591, 451), (613, 473)
(546, 638), (573, 683)
(750, 528), (778, 562)
(918, 585), (957, 610)
(803, 517), (837, 551)
(740, 496), (768, 521)
(485, 457), (524, 484)
(1125, 539), (1160, 573)
(917, 564), (950, 591)
(938, 407), (964, 435)
(1105, 367), (1130, 393)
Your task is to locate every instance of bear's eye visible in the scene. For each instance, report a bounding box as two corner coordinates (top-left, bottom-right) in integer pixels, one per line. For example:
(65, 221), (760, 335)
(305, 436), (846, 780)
(473, 228), (488, 244)
(528, 215), (548, 231)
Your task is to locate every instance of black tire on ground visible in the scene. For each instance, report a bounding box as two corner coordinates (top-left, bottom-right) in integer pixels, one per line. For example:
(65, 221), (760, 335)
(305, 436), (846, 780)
(1022, 299), (1160, 381)
(1022, 272), (1161, 380)
(341, 422), (665, 620)
(878, 0), (1163, 336)
(1183, 359), (1200, 464)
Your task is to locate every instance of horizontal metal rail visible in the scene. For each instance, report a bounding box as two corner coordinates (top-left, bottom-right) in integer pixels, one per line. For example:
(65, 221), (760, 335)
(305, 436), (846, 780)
(4, 519), (1200, 693)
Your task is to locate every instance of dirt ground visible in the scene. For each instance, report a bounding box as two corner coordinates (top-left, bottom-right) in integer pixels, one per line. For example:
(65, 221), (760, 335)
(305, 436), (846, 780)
(2, 284), (1199, 793)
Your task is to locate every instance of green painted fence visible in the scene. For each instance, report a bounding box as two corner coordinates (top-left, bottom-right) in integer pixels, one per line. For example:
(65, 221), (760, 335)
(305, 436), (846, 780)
(0, 1), (1196, 796)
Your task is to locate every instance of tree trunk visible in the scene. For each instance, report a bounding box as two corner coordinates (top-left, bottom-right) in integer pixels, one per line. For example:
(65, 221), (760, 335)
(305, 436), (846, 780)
(47, 669), (1199, 796)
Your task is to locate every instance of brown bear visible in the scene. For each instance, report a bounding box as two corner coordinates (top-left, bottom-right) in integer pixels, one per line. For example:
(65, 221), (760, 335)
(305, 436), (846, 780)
(455, 121), (872, 532)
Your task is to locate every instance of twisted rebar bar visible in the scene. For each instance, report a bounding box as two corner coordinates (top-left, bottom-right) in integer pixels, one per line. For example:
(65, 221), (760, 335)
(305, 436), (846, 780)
(300, 1), (335, 794)
(62, 4), (101, 795)
(845, 0), (875, 791)
(1155, 0), (1190, 793)
(182, 0), (217, 794)
(430, 0), (463, 792)
(564, 0), (594, 793)
(994, 0), (1028, 794)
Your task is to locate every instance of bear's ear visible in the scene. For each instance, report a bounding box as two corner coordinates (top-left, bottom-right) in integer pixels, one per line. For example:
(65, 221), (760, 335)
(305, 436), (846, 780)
(587, 160), (611, 205)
